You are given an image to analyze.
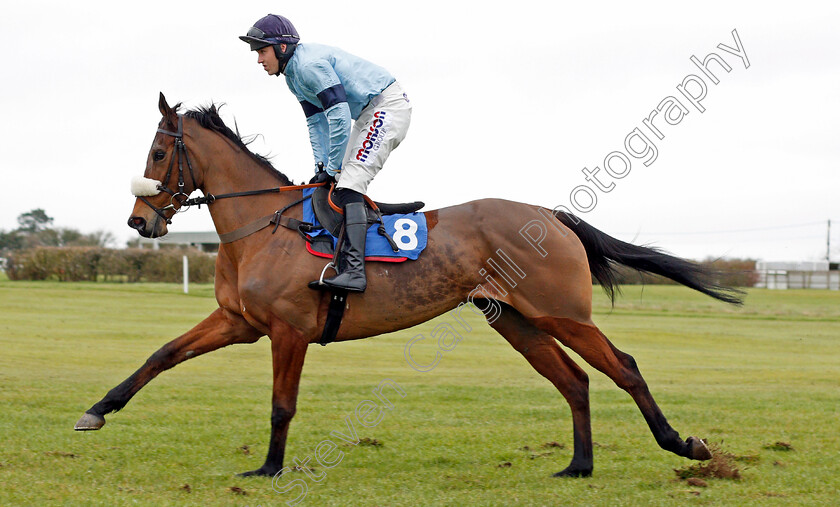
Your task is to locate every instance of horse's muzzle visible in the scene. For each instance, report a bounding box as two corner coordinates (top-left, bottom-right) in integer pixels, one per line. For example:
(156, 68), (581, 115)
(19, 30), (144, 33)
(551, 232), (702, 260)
(128, 216), (151, 237)
(127, 215), (167, 238)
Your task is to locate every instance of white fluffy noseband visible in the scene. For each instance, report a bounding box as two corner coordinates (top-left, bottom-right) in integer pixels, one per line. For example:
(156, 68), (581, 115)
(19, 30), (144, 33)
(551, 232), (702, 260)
(131, 176), (162, 197)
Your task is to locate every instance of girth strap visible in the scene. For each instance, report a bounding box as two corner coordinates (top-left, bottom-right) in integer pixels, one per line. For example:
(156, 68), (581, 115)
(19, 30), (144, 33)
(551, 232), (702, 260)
(319, 290), (348, 346)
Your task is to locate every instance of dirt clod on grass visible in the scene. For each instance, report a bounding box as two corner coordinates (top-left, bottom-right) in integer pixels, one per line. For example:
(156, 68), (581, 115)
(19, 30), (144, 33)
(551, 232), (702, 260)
(764, 441), (793, 451)
(686, 477), (708, 487)
(180, 484), (191, 493)
(497, 461), (512, 468)
(359, 437), (383, 447)
(674, 442), (741, 480)
(228, 486), (247, 495)
(519, 442), (564, 452)
(542, 441), (565, 449)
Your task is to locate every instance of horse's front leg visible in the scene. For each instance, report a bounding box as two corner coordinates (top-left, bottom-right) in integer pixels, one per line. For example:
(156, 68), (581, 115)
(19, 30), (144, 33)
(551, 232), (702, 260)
(240, 320), (309, 477)
(75, 307), (262, 430)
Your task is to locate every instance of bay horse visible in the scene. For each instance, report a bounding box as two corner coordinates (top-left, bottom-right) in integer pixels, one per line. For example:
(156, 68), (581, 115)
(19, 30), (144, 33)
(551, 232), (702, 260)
(75, 93), (742, 478)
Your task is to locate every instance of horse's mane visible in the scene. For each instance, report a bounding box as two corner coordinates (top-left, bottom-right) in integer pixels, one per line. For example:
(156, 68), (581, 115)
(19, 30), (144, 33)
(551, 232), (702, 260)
(182, 104), (293, 186)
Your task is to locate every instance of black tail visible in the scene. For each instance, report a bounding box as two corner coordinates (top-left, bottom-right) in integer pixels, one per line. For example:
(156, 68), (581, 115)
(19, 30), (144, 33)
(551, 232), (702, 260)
(554, 212), (744, 306)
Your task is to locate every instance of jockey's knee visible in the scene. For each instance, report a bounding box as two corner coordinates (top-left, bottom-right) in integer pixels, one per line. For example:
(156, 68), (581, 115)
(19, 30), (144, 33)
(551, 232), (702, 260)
(333, 187), (364, 208)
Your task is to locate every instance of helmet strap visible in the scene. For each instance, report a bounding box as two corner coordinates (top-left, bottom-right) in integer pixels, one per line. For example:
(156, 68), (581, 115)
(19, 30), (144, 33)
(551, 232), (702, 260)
(274, 43), (297, 75)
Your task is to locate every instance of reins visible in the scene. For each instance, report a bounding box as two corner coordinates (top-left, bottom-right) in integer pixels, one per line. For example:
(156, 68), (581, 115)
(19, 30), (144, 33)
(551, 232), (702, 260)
(181, 182), (324, 208)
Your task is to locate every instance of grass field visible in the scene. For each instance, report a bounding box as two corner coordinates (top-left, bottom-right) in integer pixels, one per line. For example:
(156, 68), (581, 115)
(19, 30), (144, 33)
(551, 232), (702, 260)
(1, 280), (838, 506)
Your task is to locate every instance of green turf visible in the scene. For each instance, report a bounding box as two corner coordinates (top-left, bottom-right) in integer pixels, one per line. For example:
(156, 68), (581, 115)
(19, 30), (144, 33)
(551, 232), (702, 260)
(0, 281), (838, 505)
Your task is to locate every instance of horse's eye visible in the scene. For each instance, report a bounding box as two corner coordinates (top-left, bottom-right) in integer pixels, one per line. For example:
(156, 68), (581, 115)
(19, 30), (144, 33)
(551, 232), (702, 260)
(153, 150), (166, 162)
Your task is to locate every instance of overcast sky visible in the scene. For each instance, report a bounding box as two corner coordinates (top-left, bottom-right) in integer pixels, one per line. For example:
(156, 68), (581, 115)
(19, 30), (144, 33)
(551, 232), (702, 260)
(1, 1), (838, 262)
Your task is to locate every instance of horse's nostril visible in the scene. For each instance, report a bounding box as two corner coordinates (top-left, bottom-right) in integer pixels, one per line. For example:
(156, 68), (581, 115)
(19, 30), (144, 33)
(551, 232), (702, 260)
(128, 217), (146, 230)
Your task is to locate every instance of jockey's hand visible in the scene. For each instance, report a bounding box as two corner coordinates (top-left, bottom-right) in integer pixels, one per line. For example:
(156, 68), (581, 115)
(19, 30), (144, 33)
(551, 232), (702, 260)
(309, 170), (335, 185)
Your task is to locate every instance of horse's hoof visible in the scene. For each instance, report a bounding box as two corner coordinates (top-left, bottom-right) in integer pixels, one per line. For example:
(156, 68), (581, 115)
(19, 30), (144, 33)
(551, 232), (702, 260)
(686, 436), (712, 461)
(74, 412), (106, 431)
(238, 466), (278, 478)
(552, 466), (593, 478)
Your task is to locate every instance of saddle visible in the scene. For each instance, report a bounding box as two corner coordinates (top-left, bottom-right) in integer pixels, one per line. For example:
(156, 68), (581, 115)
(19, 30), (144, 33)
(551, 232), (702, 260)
(311, 185), (425, 238)
(307, 186), (425, 347)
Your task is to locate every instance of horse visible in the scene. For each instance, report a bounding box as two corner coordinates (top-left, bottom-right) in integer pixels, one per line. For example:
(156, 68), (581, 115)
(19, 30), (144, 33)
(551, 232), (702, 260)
(75, 93), (743, 478)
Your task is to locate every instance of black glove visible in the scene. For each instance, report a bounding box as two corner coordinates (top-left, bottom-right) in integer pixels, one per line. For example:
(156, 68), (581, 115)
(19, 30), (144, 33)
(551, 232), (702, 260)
(308, 170), (335, 185)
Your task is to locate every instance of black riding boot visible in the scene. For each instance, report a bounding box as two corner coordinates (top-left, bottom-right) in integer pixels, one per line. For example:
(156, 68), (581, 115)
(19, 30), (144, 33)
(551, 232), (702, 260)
(322, 202), (367, 292)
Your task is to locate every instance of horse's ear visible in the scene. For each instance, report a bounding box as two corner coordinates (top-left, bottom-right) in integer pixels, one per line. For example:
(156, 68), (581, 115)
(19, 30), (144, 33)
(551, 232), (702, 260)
(158, 92), (177, 125)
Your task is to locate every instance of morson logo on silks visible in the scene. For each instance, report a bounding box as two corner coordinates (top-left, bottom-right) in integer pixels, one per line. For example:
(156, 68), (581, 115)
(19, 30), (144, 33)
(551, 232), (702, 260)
(356, 111), (387, 163)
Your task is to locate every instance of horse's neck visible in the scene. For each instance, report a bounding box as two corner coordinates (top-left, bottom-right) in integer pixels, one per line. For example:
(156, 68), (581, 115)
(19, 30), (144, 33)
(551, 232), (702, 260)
(202, 152), (298, 239)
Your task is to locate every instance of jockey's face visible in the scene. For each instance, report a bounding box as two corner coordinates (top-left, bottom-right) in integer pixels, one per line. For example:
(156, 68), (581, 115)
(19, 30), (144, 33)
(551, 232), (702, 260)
(257, 45), (283, 76)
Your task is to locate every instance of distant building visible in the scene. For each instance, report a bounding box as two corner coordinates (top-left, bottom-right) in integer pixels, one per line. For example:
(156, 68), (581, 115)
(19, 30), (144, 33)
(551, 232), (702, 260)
(137, 231), (220, 253)
(755, 260), (840, 290)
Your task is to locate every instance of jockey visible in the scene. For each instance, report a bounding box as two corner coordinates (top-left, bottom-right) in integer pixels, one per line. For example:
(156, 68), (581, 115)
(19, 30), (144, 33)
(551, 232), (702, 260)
(240, 14), (412, 293)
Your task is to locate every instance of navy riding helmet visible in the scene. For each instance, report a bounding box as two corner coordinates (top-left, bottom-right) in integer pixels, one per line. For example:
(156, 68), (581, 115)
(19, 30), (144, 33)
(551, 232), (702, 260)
(240, 14), (300, 74)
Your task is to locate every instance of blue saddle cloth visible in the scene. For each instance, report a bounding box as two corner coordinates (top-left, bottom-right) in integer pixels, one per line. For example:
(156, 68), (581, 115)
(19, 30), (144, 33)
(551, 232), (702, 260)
(302, 188), (427, 260)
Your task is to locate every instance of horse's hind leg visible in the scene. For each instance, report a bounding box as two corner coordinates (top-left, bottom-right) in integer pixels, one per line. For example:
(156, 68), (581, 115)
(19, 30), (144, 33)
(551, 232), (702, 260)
(75, 308), (262, 430)
(532, 317), (711, 461)
(490, 308), (593, 477)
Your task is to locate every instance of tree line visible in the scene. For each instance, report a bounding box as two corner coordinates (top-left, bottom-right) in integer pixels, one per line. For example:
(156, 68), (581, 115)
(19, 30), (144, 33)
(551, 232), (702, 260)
(0, 209), (116, 251)
(1, 209), (215, 283)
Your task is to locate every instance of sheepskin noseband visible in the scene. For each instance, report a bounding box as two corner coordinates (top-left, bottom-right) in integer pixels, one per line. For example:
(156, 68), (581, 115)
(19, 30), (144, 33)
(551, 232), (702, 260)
(131, 176), (162, 197)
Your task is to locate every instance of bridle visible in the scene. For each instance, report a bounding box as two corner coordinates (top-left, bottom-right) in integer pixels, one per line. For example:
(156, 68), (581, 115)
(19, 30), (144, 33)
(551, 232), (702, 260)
(135, 114), (326, 231)
(137, 116), (198, 224)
